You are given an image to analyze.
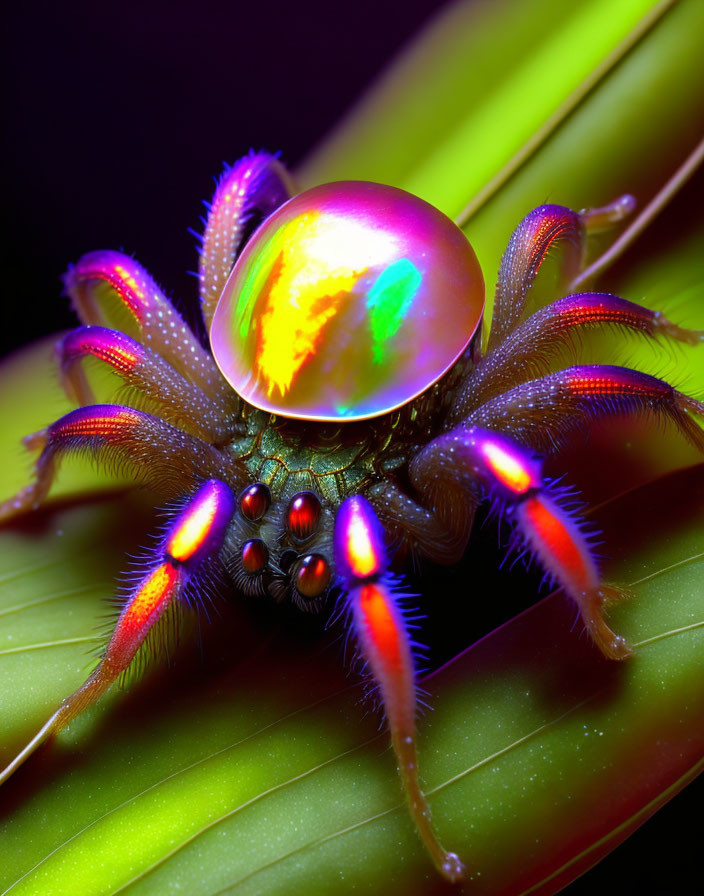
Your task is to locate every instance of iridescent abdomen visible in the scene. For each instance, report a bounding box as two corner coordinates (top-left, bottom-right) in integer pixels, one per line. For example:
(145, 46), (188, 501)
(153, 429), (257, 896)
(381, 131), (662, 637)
(211, 181), (484, 422)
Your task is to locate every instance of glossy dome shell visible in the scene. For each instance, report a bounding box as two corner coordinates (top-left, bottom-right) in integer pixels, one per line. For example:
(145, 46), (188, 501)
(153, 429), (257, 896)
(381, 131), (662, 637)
(210, 181), (484, 421)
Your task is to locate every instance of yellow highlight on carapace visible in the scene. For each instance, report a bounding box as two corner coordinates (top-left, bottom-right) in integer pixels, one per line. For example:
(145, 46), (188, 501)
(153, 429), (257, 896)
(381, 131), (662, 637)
(254, 210), (400, 399)
(167, 490), (220, 562)
(480, 440), (534, 494)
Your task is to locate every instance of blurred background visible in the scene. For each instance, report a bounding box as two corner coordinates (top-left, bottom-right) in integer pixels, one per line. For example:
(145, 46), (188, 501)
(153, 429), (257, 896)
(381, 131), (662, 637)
(1, 0), (449, 356)
(1, 1), (699, 892)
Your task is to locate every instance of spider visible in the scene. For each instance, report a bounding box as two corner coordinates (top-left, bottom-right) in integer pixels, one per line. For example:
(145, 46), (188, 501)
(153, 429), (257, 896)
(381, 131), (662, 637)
(1, 150), (703, 883)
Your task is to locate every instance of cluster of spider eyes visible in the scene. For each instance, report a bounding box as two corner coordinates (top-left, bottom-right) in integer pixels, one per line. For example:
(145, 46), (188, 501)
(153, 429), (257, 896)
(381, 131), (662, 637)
(237, 483), (331, 599)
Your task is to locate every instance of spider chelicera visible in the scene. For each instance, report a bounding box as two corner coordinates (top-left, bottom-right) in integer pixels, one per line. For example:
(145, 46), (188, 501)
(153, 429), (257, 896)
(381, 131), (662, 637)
(1, 151), (702, 882)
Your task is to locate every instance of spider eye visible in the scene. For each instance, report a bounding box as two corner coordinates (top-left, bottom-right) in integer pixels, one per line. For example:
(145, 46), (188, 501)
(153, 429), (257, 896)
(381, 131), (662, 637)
(241, 538), (269, 573)
(239, 482), (271, 521)
(285, 491), (321, 541)
(295, 553), (331, 599)
(210, 181), (484, 422)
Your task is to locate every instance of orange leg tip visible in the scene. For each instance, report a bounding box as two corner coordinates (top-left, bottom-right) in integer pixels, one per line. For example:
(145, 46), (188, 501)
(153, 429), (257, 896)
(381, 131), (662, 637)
(580, 194), (636, 231)
(654, 312), (704, 347)
(594, 630), (634, 662)
(0, 484), (40, 523)
(583, 597), (633, 661)
(599, 583), (633, 605)
(439, 851), (466, 884)
(22, 428), (47, 452)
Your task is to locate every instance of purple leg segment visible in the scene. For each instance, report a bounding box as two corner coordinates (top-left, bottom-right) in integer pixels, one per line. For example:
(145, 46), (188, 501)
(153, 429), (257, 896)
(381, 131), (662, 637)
(410, 426), (632, 659)
(64, 250), (233, 406)
(199, 152), (294, 330)
(366, 481), (476, 564)
(57, 326), (236, 445)
(334, 496), (465, 882)
(0, 405), (245, 522)
(465, 364), (704, 453)
(451, 293), (703, 419)
(488, 195), (635, 351)
(488, 204), (585, 350)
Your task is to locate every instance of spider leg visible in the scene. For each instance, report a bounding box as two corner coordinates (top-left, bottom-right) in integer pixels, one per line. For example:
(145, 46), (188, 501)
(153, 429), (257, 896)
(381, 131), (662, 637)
(198, 151), (294, 331)
(64, 250), (234, 409)
(409, 427), (632, 660)
(0, 479), (235, 785)
(334, 495), (465, 883)
(0, 405), (245, 523)
(487, 196), (634, 351)
(56, 326), (237, 445)
(451, 292), (703, 419)
(464, 364), (704, 454)
(365, 481), (477, 565)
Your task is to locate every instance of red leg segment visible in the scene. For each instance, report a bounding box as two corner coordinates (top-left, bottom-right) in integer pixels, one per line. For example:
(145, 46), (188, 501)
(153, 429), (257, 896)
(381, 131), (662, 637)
(57, 326), (237, 445)
(334, 495), (465, 883)
(0, 479), (235, 785)
(410, 426), (632, 660)
(0, 405), (245, 523)
(64, 250), (234, 408)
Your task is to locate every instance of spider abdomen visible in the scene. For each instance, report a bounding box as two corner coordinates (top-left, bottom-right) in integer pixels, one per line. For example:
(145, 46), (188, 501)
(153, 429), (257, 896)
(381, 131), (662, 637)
(210, 181), (484, 422)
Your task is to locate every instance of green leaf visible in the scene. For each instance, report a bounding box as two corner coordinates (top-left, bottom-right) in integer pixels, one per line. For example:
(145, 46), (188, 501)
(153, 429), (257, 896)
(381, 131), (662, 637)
(302, 0), (704, 363)
(301, 0), (703, 221)
(0, 341), (127, 502)
(0, 457), (702, 894)
(2, 0), (703, 891)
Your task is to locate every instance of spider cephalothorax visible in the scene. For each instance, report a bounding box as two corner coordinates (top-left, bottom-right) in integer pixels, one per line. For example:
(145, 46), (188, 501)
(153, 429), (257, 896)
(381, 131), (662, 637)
(1, 151), (703, 882)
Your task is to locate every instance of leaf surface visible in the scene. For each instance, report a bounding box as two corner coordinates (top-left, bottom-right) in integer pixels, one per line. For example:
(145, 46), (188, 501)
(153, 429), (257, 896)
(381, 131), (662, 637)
(0, 455), (702, 894)
(1, 0), (703, 892)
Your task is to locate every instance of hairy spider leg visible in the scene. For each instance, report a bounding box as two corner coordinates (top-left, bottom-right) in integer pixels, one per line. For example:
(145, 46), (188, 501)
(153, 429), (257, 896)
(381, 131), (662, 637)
(366, 481), (477, 565)
(0, 480), (235, 786)
(0, 405), (246, 524)
(199, 151), (294, 330)
(410, 427), (631, 660)
(578, 195), (637, 232)
(64, 250), (234, 409)
(465, 364), (704, 454)
(453, 292), (704, 418)
(57, 326), (235, 445)
(334, 495), (465, 883)
(487, 197), (634, 350)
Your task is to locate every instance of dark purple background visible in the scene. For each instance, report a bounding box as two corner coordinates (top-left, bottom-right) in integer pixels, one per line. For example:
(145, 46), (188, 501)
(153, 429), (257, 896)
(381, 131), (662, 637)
(2, 2), (698, 891)
(2, 0), (450, 355)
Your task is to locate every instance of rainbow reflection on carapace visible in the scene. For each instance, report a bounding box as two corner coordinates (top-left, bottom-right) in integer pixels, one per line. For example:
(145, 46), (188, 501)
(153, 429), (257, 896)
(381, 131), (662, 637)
(211, 181), (484, 421)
